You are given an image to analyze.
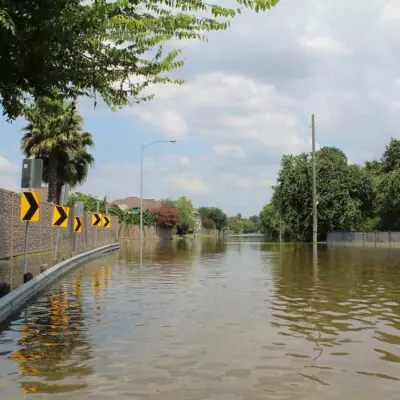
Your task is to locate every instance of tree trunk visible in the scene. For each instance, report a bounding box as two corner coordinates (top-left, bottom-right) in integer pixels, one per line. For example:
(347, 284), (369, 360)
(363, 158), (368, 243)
(47, 152), (58, 203)
(55, 181), (63, 205)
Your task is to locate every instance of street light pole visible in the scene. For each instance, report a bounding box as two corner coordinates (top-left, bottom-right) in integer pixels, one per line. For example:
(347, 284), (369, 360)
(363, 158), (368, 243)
(140, 140), (176, 247)
(140, 143), (144, 249)
(311, 114), (317, 254)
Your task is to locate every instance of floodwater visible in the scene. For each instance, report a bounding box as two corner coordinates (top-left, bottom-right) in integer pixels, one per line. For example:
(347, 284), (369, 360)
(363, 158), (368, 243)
(0, 239), (399, 399)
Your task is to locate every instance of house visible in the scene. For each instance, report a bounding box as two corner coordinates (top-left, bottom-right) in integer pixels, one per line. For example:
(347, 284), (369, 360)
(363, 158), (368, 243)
(112, 196), (161, 212)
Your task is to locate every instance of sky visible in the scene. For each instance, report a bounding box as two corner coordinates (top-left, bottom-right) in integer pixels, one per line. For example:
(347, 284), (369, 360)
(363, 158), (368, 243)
(1, 0), (400, 216)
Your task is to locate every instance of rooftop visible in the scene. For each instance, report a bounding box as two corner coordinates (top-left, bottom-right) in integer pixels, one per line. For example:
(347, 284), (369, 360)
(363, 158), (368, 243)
(112, 196), (162, 211)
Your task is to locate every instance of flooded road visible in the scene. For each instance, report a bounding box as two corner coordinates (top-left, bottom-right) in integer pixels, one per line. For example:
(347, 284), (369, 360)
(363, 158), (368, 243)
(0, 239), (399, 399)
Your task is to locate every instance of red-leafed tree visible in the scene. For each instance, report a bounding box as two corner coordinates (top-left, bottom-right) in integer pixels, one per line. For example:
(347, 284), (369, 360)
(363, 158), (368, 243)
(150, 205), (179, 227)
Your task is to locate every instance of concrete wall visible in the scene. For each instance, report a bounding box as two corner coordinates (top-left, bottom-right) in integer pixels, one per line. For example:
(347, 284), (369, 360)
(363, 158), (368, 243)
(118, 224), (157, 239)
(118, 224), (173, 240)
(0, 188), (118, 260)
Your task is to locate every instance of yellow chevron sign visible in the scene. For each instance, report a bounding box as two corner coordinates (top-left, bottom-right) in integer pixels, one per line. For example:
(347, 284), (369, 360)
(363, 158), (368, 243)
(20, 191), (40, 222)
(92, 213), (102, 227)
(103, 215), (111, 228)
(74, 216), (83, 233)
(52, 205), (70, 228)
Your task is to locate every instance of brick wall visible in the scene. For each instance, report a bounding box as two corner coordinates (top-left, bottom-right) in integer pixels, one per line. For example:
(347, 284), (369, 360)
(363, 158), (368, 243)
(0, 188), (118, 260)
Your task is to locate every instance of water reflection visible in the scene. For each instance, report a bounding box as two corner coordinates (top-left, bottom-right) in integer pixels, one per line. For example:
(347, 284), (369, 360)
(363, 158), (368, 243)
(6, 272), (93, 394)
(118, 237), (227, 265)
(0, 240), (399, 399)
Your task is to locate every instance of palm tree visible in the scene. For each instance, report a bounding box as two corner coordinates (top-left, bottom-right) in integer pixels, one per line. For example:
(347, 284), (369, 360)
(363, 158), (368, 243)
(54, 132), (95, 202)
(21, 98), (94, 204)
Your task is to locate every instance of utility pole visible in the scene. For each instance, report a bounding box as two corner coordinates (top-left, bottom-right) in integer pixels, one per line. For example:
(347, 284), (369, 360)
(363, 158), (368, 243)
(140, 144), (144, 250)
(312, 114), (317, 253)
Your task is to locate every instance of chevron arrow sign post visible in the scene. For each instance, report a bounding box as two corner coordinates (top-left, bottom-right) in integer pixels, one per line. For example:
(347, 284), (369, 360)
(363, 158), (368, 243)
(52, 205), (70, 228)
(92, 213), (103, 227)
(103, 216), (111, 229)
(20, 191), (40, 222)
(74, 216), (83, 233)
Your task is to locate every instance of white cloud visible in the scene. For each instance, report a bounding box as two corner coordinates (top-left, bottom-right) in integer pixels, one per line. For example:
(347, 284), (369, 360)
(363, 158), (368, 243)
(381, 0), (400, 23)
(213, 145), (246, 159)
(0, 155), (19, 191)
(132, 72), (309, 161)
(0, 155), (18, 174)
(297, 35), (351, 54)
(168, 172), (211, 194)
(219, 173), (253, 189)
(170, 155), (192, 168)
(133, 109), (188, 138)
(80, 156), (211, 207)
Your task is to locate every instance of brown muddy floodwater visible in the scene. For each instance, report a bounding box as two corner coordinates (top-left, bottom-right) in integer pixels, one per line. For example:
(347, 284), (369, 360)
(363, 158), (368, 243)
(0, 238), (399, 399)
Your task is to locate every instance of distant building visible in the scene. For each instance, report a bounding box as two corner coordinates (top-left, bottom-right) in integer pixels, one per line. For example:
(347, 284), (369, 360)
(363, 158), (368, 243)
(112, 196), (162, 211)
(194, 210), (202, 232)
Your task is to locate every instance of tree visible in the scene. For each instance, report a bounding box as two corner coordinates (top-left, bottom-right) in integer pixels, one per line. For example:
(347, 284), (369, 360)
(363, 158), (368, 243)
(67, 192), (106, 213)
(198, 207), (227, 233)
(380, 138), (400, 173)
(242, 219), (258, 234)
(108, 203), (155, 226)
(54, 133), (95, 203)
(271, 147), (375, 241)
(21, 98), (94, 203)
(376, 170), (400, 230)
(198, 207), (211, 222)
(249, 215), (260, 226)
(175, 196), (195, 235)
(228, 214), (243, 233)
(259, 204), (281, 240)
(150, 205), (179, 227)
(1, 0), (280, 120)
(272, 153), (313, 241)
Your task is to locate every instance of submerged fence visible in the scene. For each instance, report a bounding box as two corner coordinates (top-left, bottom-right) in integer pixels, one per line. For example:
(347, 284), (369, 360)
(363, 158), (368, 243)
(327, 231), (400, 247)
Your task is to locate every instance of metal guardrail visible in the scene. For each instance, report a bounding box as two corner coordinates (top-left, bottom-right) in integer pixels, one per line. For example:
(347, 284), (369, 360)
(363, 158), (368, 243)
(0, 243), (119, 323)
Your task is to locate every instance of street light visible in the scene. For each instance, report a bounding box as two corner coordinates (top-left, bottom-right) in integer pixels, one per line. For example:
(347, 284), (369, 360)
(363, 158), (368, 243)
(140, 140), (176, 246)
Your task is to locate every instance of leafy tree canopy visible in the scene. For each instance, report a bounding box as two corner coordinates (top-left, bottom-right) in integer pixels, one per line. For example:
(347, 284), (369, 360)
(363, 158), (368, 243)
(198, 207), (227, 232)
(271, 147), (374, 241)
(266, 139), (400, 241)
(259, 203), (281, 239)
(1, 0), (280, 119)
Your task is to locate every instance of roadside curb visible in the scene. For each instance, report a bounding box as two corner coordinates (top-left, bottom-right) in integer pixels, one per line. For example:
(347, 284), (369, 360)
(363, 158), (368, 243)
(0, 243), (120, 323)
